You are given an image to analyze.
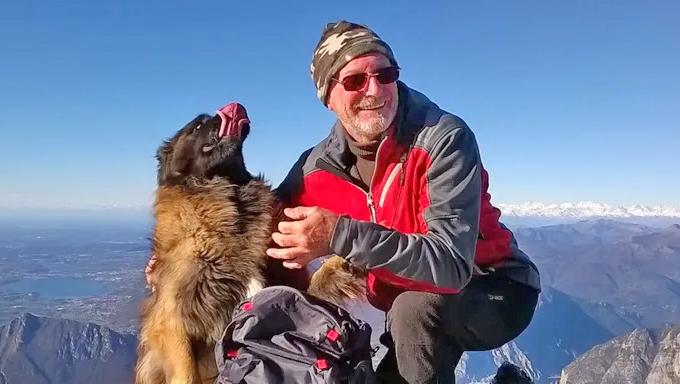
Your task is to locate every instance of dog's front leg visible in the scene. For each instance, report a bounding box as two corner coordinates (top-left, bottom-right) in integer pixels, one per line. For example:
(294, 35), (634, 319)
(135, 344), (164, 384)
(162, 317), (201, 384)
(308, 256), (367, 306)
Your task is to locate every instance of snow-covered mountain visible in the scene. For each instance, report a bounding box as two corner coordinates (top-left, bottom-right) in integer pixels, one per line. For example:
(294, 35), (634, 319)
(497, 202), (680, 218)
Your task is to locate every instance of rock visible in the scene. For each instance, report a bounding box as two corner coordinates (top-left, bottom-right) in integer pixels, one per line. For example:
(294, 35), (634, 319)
(560, 324), (680, 384)
(0, 313), (137, 384)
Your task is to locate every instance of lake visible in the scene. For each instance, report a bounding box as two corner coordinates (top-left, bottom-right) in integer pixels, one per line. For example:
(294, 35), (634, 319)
(2, 277), (111, 299)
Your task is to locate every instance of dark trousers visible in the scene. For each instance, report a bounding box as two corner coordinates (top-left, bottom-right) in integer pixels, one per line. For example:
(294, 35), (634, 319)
(375, 275), (539, 384)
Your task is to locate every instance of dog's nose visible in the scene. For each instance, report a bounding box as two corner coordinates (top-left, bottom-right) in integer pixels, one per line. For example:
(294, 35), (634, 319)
(216, 102), (250, 138)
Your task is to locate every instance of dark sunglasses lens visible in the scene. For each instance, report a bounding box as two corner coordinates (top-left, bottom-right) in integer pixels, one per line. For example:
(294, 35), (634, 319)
(341, 73), (368, 91)
(377, 67), (399, 84)
(339, 67), (399, 91)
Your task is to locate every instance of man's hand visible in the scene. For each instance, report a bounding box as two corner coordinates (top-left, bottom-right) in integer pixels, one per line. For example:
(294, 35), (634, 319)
(145, 253), (158, 292)
(267, 206), (339, 269)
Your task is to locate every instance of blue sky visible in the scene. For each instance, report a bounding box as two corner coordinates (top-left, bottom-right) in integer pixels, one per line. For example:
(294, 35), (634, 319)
(1, 1), (679, 209)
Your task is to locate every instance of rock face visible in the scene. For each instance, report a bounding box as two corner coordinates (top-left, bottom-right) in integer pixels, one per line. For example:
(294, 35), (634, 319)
(0, 313), (137, 384)
(560, 325), (680, 384)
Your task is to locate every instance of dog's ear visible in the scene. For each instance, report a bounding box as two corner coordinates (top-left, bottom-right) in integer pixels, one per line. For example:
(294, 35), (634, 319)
(156, 114), (212, 185)
(156, 140), (176, 186)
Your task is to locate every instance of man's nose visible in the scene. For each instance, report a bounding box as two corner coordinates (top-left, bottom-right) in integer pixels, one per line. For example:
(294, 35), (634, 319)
(364, 76), (382, 97)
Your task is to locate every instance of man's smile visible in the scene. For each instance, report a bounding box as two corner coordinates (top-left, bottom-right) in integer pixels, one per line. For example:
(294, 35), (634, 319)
(357, 101), (386, 112)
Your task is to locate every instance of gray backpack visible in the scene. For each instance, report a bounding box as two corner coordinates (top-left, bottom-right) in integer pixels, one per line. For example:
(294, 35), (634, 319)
(215, 286), (376, 384)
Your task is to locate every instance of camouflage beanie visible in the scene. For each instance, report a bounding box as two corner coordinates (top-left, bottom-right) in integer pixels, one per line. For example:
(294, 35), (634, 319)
(310, 20), (398, 106)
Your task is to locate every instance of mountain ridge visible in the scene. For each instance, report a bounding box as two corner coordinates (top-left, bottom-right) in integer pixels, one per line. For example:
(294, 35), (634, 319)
(0, 313), (136, 384)
(559, 324), (680, 384)
(498, 202), (680, 218)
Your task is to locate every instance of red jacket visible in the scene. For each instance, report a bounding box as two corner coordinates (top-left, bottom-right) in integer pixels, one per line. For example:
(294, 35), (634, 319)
(276, 83), (540, 311)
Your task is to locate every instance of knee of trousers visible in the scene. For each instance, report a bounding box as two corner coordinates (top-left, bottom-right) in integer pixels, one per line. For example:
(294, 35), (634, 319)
(386, 291), (444, 342)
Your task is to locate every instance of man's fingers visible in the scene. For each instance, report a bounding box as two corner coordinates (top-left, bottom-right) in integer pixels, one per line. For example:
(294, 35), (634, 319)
(266, 246), (306, 260)
(283, 206), (314, 220)
(145, 253), (158, 291)
(145, 270), (155, 287)
(278, 220), (305, 234)
(271, 232), (302, 248)
(283, 261), (304, 269)
(147, 254), (157, 265)
(146, 254), (157, 273)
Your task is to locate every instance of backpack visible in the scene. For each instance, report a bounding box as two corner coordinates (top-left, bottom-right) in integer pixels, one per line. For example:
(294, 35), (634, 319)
(215, 285), (377, 384)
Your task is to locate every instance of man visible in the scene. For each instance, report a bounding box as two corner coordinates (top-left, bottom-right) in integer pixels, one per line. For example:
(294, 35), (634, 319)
(267, 20), (541, 383)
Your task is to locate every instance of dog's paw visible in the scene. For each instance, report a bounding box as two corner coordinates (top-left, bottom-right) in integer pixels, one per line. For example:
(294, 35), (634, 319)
(307, 256), (367, 306)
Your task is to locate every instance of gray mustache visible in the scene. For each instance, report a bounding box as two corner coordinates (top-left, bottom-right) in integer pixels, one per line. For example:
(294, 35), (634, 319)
(356, 97), (386, 109)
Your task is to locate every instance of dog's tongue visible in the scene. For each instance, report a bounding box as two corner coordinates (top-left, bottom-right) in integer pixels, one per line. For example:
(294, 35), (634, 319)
(216, 102), (250, 139)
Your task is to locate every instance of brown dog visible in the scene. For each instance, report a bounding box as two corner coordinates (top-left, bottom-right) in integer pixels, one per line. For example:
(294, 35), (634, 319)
(135, 103), (365, 384)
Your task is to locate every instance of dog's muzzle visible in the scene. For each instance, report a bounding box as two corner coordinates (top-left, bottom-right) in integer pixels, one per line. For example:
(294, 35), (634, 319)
(216, 102), (250, 139)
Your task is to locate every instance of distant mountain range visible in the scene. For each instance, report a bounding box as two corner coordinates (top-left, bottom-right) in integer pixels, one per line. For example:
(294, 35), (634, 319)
(498, 202), (680, 218)
(3, 201), (680, 219)
(560, 324), (680, 383)
(0, 313), (136, 384)
(514, 220), (680, 330)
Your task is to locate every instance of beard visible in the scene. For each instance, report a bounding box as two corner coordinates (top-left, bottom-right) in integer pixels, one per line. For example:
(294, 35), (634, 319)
(341, 96), (396, 142)
(352, 113), (387, 137)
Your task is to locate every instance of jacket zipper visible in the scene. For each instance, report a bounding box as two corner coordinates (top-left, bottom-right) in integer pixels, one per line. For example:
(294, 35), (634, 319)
(242, 341), (319, 365)
(366, 192), (376, 222)
(364, 137), (388, 223)
(232, 286), (345, 332)
(317, 134), (388, 225)
(230, 286), (350, 359)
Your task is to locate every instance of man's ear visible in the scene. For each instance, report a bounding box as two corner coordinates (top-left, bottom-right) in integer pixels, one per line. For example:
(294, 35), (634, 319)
(325, 81), (339, 112)
(326, 97), (335, 112)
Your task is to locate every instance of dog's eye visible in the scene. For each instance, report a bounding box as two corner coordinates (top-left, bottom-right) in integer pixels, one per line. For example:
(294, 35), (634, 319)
(193, 123), (202, 132)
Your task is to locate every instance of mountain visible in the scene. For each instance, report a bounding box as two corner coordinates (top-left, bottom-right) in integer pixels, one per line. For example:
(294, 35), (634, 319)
(0, 295), (604, 384)
(0, 313), (136, 384)
(497, 202), (680, 218)
(514, 220), (680, 330)
(449, 220), (680, 382)
(559, 324), (680, 384)
(456, 286), (616, 383)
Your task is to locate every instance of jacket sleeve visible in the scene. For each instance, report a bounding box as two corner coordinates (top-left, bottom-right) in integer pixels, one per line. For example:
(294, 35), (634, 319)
(329, 123), (481, 290)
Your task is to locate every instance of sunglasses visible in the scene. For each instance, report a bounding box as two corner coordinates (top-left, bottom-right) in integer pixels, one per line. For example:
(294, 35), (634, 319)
(332, 66), (400, 92)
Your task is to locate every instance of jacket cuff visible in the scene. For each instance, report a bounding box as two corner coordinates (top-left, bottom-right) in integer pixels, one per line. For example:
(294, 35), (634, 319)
(329, 215), (351, 257)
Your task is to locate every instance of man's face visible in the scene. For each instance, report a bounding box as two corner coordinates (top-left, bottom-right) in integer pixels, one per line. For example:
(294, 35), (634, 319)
(327, 53), (398, 143)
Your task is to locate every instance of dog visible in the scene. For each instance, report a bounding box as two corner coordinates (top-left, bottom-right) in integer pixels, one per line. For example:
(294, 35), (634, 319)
(135, 103), (365, 384)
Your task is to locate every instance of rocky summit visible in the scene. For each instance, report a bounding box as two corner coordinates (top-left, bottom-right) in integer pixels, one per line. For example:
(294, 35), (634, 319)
(0, 313), (137, 384)
(560, 324), (680, 384)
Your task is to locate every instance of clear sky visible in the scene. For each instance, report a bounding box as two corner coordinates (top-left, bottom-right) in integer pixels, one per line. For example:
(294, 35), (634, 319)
(1, 1), (678, 209)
